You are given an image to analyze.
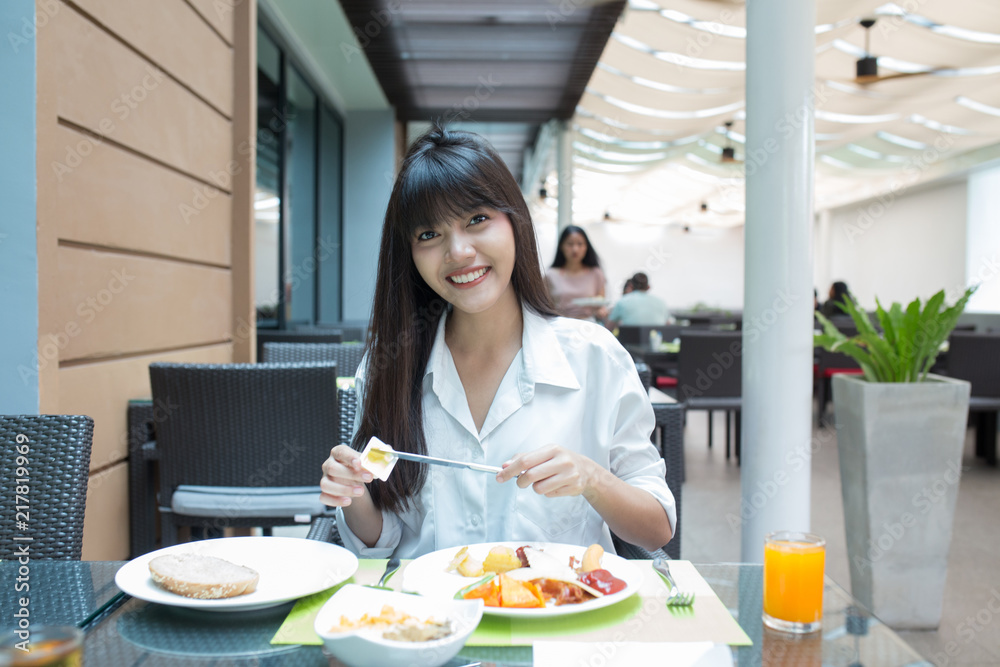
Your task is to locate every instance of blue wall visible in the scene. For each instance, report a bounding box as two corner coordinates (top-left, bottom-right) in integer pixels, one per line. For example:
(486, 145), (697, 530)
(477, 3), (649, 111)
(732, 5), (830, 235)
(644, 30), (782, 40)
(342, 110), (395, 321)
(0, 0), (39, 413)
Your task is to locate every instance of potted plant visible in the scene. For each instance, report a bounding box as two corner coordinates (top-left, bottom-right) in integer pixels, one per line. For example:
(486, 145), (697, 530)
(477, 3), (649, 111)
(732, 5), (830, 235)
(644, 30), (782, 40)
(814, 287), (975, 630)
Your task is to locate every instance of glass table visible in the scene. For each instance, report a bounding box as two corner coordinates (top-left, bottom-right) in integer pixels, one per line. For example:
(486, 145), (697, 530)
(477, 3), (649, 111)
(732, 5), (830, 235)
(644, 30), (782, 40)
(1, 561), (930, 666)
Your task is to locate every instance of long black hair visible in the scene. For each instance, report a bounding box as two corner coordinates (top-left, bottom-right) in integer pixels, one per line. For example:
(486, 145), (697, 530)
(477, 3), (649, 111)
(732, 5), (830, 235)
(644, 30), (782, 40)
(830, 281), (850, 305)
(551, 225), (601, 268)
(356, 125), (557, 512)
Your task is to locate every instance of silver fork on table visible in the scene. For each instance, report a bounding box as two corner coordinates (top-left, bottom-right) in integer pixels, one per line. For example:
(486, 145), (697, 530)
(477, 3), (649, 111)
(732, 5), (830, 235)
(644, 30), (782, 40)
(653, 557), (695, 607)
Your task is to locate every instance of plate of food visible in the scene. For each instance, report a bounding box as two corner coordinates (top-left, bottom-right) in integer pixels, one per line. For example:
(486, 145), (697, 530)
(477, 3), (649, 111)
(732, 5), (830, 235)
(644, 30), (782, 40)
(115, 536), (358, 611)
(400, 542), (642, 618)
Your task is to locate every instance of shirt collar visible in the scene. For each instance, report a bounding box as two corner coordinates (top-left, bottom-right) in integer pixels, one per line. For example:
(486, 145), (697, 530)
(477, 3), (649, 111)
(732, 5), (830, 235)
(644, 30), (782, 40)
(424, 305), (580, 392)
(520, 307), (580, 391)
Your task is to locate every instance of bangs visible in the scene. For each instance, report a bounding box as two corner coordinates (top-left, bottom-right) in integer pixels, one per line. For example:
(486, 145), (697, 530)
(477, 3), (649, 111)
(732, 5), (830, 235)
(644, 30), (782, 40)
(396, 148), (512, 235)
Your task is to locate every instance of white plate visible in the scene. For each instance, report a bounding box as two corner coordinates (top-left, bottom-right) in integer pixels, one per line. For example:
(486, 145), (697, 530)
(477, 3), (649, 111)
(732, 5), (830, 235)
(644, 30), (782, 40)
(401, 541), (642, 618)
(115, 536), (358, 611)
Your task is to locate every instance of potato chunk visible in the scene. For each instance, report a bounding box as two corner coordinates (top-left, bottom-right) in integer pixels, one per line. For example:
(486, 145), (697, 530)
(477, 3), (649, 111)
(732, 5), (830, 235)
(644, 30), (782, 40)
(483, 546), (522, 574)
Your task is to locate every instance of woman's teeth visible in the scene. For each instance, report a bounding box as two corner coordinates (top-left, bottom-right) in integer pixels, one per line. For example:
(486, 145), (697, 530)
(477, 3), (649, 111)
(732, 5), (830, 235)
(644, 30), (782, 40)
(449, 267), (487, 284)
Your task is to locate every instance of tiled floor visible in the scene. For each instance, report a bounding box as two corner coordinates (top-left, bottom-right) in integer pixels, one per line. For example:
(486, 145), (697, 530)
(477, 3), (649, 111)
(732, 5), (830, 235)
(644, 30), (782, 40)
(680, 410), (1000, 666)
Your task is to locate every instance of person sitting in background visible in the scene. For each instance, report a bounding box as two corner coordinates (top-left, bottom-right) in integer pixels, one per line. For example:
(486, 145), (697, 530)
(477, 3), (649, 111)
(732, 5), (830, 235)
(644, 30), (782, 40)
(622, 278), (635, 296)
(545, 225), (608, 321)
(820, 281), (851, 318)
(606, 272), (671, 329)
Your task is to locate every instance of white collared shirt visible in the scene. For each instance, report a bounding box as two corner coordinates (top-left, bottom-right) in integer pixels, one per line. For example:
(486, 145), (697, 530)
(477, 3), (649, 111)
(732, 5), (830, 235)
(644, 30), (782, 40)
(336, 306), (676, 558)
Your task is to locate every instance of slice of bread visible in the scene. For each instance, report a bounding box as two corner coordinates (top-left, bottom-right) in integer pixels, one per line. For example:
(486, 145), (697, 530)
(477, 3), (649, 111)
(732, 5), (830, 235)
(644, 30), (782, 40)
(149, 553), (260, 599)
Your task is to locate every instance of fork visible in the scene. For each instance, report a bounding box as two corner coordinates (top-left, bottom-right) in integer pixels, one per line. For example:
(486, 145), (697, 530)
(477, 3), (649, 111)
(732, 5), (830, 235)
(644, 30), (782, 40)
(653, 557), (695, 607)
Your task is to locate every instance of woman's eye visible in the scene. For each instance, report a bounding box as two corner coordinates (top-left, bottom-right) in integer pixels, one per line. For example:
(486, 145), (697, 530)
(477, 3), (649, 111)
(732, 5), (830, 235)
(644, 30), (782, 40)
(469, 214), (488, 226)
(416, 230), (437, 241)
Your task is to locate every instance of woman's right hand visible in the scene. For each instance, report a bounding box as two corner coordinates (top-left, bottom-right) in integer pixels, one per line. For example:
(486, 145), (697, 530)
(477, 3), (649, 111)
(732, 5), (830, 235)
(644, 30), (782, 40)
(320, 445), (374, 507)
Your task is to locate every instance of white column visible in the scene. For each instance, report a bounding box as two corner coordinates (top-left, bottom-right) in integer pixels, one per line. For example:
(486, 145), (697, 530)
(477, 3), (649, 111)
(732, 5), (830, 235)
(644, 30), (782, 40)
(556, 120), (574, 232)
(741, 0), (816, 563)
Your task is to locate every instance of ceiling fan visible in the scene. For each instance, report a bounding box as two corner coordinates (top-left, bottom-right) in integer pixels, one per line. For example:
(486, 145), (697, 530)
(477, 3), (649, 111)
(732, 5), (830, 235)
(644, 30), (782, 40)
(853, 18), (949, 85)
(720, 121), (740, 163)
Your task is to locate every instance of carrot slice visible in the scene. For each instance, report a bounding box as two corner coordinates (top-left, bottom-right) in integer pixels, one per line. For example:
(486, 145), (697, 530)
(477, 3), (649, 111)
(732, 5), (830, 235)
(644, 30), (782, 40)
(499, 575), (545, 608)
(462, 577), (501, 607)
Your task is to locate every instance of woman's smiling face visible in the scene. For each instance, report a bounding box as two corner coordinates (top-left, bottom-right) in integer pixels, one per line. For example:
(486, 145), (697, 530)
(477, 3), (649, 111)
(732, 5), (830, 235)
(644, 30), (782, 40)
(560, 231), (588, 265)
(411, 208), (517, 316)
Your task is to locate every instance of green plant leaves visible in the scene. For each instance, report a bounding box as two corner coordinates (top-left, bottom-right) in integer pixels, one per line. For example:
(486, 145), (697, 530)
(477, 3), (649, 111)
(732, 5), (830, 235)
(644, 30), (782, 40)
(814, 286), (977, 383)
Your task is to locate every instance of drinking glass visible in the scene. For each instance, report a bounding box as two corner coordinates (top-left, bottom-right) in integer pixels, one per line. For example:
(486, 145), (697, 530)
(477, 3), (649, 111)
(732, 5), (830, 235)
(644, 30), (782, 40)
(763, 531), (825, 633)
(0, 626), (83, 666)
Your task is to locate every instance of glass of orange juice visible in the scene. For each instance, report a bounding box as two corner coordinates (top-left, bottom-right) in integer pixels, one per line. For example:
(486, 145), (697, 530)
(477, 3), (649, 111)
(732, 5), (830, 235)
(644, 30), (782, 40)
(763, 531), (825, 633)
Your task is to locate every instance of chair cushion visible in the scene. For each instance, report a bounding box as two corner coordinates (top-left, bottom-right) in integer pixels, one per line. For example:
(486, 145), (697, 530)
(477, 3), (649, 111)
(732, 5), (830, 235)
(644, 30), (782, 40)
(170, 485), (325, 520)
(969, 397), (1000, 411)
(685, 397), (742, 410)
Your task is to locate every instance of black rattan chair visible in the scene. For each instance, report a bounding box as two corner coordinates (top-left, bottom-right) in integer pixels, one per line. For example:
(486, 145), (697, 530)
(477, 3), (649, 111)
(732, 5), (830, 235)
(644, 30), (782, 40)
(947, 331), (1000, 466)
(255, 330), (343, 364)
(148, 362), (340, 546)
(677, 330), (742, 461)
(262, 342), (366, 377)
(653, 402), (684, 559)
(0, 415), (94, 560)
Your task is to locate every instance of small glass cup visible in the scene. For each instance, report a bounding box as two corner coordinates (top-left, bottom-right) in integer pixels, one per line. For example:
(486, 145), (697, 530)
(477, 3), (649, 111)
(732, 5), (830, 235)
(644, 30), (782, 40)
(763, 531), (826, 633)
(0, 626), (83, 666)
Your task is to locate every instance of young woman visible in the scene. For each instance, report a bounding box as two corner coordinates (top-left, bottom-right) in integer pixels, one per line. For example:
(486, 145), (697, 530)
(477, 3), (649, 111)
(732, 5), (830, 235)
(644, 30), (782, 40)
(545, 225), (608, 321)
(319, 126), (674, 559)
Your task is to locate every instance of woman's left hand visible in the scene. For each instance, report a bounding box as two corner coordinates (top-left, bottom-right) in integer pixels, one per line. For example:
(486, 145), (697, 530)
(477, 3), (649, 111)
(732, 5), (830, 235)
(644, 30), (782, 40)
(496, 445), (602, 499)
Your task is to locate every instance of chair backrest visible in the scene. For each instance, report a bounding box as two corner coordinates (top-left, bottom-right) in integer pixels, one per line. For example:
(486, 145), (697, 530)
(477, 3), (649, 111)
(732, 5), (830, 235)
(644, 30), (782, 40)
(816, 346), (860, 372)
(677, 331), (742, 399)
(947, 332), (1000, 397)
(256, 330), (343, 363)
(262, 342), (366, 377)
(633, 360), (652, 391)
(0, 415), (94, 560)
(148, 363), (339, 505)
(618, 324), (684, 346)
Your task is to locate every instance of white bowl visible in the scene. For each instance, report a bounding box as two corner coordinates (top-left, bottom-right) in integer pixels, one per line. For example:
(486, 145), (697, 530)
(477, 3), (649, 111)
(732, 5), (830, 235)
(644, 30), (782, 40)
(313, 584), (483, 667)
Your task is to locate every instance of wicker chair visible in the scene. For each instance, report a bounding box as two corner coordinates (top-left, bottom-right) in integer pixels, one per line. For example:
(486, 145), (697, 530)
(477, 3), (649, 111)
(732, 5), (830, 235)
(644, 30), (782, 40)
(255, 330), (343, 364)
(262, 342), (366, 377)
(677, 330), (742, 461)
(946, 331), (1000, 466)
(148, 362), (340, 546)
(0, 415), (94, 560)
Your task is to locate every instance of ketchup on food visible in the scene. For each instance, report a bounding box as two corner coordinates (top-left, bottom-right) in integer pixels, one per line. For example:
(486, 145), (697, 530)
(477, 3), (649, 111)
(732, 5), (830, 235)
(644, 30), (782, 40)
(579, 569), (626, 595)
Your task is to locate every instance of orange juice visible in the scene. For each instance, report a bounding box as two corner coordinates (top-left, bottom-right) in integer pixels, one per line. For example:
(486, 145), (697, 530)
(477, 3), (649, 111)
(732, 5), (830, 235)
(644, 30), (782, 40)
(763, 532), (825, 633)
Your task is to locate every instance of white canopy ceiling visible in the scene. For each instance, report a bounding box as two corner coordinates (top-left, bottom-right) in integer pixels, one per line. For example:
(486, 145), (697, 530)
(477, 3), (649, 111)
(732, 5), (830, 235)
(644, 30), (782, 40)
(561, 0), (1000, 227)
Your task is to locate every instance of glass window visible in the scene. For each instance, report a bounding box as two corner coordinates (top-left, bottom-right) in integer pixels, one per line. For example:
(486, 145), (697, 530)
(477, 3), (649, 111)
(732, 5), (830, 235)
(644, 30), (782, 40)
(255, 28), (282, 327)
(285, 67), (318, 327)
(254, 26), (344, 330)
(318, 107), (343, 324)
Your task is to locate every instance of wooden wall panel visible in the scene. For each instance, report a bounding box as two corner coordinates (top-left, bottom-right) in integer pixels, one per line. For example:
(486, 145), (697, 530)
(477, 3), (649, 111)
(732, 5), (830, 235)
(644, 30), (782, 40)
(51, 124), (231, 267)
(59, 344), (233, 472)
(185, 0), (234, 45)
(51, 5), (231, 184)
(56, 247), (232, 361)
(72, 0), (233, 116)
(82, 462), (129, 560)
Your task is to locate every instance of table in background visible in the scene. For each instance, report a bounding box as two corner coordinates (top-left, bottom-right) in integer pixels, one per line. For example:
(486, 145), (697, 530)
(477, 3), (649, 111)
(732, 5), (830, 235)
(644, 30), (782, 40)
(1, 561), (930, 666)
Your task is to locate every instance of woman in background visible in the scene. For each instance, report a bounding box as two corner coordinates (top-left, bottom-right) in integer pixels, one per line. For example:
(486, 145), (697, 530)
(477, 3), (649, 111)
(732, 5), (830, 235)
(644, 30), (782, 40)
(545, 225), (608, 321)
(820, 281), (851, 318)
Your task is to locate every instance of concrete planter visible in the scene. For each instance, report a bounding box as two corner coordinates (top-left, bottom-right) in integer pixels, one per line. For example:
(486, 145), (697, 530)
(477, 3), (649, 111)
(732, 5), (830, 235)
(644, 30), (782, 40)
(832, 373), (970, 630)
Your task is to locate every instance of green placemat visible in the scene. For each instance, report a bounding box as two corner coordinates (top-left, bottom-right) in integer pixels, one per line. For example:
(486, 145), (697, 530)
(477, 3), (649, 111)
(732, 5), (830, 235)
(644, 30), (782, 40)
(271, 559), (389, 645)
(465, 593), (643, 646)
